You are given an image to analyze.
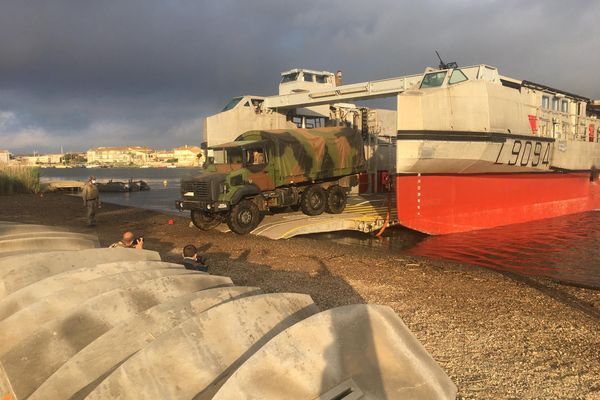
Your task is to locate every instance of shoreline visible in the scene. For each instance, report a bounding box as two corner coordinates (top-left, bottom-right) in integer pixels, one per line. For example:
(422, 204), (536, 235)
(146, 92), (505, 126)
(1, 192), (599, 399)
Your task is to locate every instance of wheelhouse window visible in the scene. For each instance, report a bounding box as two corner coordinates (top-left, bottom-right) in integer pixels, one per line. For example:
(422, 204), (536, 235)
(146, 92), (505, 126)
(448, 69), (468, 85)
(552, 97), (559, 111)
(221, 97), (242, 112)
(420, 71), (447, 89)
(303, 73), (314, 82)
(561, 100), (569, 113)
(281, 72), (299, 83)
(541, 96), (550, 109)
(315, 75), (327, 84)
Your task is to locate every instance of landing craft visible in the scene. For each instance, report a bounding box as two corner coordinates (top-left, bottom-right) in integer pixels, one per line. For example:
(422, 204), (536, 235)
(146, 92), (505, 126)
(394, 65), (600, 234)
(198, 63), (600, 235)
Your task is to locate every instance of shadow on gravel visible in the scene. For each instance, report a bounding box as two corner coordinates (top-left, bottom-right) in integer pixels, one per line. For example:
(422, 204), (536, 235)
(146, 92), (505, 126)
(498, 271), (600, 320)
(162, 244), (365, 311)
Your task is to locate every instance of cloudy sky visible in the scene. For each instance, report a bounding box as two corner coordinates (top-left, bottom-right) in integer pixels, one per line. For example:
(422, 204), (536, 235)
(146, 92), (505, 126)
(1, 0), (599, 154)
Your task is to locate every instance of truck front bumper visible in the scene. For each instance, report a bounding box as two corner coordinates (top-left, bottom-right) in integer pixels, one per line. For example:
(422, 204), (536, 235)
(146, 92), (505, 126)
(176, 199), (230, 212)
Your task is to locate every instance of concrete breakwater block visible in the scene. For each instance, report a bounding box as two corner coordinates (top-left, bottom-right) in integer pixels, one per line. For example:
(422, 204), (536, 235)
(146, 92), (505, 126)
(1, 273), (233, 400)
(0, 268), (194, 356)
(213, 304), (457, 400)
(0, 248), (161, 299)
(85, 293), (320, 400)
(0, 236), (99, 255)
(0, 222), (70, 235)
(0, 261), (185, 321)
(0, 223), (457, 398)
(0, 231), (99, 242)
(31, 286), (262, 400)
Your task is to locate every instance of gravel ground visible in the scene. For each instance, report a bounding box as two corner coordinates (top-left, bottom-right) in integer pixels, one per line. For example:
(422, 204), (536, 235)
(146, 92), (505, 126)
(1, 192), (599, 399)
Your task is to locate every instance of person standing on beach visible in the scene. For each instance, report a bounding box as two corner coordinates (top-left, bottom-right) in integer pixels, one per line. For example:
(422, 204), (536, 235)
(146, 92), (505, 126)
(81, 176), (100, 226)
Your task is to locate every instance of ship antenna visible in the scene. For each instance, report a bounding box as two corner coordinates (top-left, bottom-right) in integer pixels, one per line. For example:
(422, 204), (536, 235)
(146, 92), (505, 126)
(435, 50), (458, 70)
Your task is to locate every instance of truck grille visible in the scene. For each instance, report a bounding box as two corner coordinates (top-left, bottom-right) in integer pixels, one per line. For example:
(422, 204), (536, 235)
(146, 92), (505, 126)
(182, 181), (209, 199)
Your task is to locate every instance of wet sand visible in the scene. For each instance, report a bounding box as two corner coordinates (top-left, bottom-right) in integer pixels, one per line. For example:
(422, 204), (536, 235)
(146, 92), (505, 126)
(1, 192), (599, 399)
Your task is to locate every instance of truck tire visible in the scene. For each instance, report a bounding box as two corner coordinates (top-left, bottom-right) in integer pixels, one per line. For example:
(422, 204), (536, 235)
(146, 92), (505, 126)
(325, 186), (347, 214)
(191, 210), (220, 230)
(227, 199), (262, 234)
(300, 185), (326, 216)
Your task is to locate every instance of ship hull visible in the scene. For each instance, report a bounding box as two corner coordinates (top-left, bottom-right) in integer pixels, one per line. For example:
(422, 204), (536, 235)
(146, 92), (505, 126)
(395, 172), (600, 235)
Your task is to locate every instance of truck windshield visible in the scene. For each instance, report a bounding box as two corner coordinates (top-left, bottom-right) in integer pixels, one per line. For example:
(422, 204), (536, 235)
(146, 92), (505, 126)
(221, 97), (242, 112)
(225, 147), (243, 164)
(420, 71), (447, 89)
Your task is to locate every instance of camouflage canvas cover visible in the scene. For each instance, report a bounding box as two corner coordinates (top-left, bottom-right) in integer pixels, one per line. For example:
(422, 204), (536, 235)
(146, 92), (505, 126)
(236, 127), (365, 187)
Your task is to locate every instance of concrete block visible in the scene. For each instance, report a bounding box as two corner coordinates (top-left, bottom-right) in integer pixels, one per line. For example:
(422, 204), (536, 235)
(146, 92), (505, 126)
(213, 304), (458, 400)
(0, 273), (233, 400)
(0, 222), (70, 235)
(0, 268), (193, 356)
(31, 286), (262, 400)
(0, 248), (161, 299)
(0, 236), (99, 255)
(85, 293), (319, 400)
(0, 231), (98, 242)
(0, 261), (184, 321)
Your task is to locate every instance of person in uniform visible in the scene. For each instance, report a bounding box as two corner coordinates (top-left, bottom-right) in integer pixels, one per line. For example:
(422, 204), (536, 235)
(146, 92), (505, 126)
(110, 231), (144, 249)
(81, 176), (100, 226)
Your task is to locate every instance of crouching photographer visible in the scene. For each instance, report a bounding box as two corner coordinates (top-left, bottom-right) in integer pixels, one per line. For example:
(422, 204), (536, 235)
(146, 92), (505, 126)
(109, 231), (144, 249)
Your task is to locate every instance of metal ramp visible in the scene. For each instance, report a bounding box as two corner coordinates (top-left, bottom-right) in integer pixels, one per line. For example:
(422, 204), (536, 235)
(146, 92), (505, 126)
(217, 194), (398, 239)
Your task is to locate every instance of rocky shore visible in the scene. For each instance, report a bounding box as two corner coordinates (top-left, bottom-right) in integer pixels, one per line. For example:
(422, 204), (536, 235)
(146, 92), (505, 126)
(1, 192), (598, 399)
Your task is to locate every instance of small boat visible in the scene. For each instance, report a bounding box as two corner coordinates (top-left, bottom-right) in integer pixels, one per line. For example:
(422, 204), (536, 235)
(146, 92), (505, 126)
(98, 179), (151, 192)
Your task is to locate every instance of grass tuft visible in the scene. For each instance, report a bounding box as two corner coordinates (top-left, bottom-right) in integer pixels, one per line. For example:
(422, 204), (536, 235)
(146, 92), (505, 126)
(0, 165), (41, 194)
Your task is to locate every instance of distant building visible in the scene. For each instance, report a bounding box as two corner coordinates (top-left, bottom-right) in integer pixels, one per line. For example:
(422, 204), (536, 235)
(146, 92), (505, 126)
(18, 153), (64, 165)
(0, 150), (9, 164)
(87, 146), (153, 165)
(153, 149), (175, 163)
(173, 145), (203, 166)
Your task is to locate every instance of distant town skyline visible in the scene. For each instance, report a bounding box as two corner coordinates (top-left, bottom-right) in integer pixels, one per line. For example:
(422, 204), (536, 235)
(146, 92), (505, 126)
(1, 0), (600, 154)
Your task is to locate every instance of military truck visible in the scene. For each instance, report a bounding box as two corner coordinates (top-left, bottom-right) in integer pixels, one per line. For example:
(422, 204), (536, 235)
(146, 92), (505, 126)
(176, 127), (365, 234)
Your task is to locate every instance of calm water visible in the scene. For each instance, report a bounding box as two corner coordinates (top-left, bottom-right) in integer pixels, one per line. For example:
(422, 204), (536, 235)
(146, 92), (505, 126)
(309, 212), (600, 288)
(42, 168), (600, 288)
(40, 167), (198, 216)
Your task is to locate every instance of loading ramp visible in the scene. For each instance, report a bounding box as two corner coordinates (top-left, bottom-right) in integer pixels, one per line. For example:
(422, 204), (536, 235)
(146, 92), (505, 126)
(217, 194), (398, 239)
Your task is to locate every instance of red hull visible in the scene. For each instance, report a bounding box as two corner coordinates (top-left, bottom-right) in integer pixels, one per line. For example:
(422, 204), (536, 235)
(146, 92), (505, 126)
(395, 172), (600, 235)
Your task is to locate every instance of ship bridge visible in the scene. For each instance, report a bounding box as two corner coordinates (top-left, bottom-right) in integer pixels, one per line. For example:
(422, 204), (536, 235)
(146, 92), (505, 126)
(263, 64), (498, 110)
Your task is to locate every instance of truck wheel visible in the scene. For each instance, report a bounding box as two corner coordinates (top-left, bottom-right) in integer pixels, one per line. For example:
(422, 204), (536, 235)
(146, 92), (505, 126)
(191, 210), (220, 230)
(227, 199), (261, 234)
(300, 185), (326, 216)
(325, 186), (347, 214)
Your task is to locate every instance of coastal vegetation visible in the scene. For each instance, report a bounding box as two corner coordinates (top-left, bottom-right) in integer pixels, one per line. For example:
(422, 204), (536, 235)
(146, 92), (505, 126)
(0, 165), (41, 194)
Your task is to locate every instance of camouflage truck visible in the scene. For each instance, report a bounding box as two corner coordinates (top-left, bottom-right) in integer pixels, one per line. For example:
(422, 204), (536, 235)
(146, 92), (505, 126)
(176, 127), (365, 234)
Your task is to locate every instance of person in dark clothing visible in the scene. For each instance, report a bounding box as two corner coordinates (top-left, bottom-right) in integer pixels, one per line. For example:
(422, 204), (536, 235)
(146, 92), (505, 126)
(182, 244), (208, 272)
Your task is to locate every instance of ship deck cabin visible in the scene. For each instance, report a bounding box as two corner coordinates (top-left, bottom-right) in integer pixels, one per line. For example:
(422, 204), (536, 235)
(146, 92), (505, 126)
(407, 64), (600, 143)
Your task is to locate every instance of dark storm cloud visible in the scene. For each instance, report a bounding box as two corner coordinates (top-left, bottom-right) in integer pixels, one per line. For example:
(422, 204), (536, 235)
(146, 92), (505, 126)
(0, 0), (599, 153)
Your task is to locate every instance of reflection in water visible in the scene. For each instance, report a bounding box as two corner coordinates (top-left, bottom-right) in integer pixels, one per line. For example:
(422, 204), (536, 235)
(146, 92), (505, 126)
(409, 211), (600, 288)
(305, 211), (600, 289)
